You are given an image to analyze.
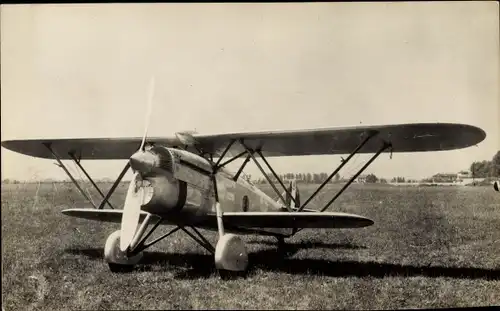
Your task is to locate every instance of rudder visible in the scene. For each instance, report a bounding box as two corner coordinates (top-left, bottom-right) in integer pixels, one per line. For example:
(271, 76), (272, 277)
(276, 179), (301, 210)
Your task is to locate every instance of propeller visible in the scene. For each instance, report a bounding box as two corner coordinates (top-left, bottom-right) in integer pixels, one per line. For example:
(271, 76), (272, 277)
(120, 172), (147, 251)
(119, 76), (156, 252)
(140, 76), (155, 151)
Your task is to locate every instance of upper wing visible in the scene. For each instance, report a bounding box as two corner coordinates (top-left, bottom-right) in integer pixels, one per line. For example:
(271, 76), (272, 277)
(196, 123), (486, 157)
(1, 123), (486, 160)
(62, 208), (373, 229)
(0, 137), (169, 160)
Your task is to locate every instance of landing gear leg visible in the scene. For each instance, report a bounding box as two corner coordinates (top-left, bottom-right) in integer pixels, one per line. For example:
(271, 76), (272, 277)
(214, 202), (249, 278)
(209, 154), (249, 278)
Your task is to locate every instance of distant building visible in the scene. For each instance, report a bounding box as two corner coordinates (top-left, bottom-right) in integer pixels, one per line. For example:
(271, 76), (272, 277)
(457, 170), (472, 179)
(423, 170), (480, 185)
(355, 174), (368, 183)
(431, 173), (458, 183)
(432, 173), (457, 183)
(455, 170), (478, 185)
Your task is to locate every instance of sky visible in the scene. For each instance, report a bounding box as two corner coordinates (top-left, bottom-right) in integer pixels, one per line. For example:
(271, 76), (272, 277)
(1, 2), (499, 182)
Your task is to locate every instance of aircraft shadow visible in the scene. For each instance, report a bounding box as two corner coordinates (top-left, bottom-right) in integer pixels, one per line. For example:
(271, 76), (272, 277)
(65, 247), (500, 281)
(246, 240), (367, 250)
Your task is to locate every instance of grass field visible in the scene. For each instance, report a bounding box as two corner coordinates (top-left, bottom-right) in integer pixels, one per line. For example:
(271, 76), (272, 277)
(2, 182), (500, 310)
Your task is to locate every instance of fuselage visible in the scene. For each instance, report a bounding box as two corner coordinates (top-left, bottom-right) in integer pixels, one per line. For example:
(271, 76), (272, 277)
(132, 145), (293, 236)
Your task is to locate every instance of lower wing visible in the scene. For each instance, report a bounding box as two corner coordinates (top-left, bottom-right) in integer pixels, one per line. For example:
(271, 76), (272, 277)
(62, 209), (152, 223)
(222, 211), (373, 228)
(62, 209), (373, 229)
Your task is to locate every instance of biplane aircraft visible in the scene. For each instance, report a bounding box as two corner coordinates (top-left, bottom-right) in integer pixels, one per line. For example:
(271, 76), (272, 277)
(0, 79), (487, 273)
(1, 121), (486, 273)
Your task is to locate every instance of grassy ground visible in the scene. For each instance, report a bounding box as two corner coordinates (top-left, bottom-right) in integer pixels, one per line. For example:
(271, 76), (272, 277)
(2, 182), (500, 310)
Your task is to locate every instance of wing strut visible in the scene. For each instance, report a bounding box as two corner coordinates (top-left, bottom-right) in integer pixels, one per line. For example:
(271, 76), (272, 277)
(297, 130), (378, 212)
(208, 138), (318, 211)
(239, 140), (291, 211)
(202, 130), (388, 216)
(44, 143), (131, 210)
(319, 140), (391, 212)
(233, 152), (253, 181)
(68, 152), (115, 209)
(216, 151), (247, 169)
(96, 162), (131, 209)
(293, 140), (391, 235)
(43, 143), (97, 208)
(214, 139), (236, 167)
(256, 149), (298, 207)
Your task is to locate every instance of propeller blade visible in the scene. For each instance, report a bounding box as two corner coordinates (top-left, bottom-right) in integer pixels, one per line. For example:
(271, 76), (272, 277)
(120, 173), (145, 252)
(139, 76), (156, 151)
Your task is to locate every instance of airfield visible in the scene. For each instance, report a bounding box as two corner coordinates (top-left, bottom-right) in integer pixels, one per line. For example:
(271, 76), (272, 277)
(2, 181), (499, 309)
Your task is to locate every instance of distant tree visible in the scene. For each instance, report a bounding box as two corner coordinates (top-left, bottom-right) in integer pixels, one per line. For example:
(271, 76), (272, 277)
(379, 178), (387, 184)
(365, 173), (378, 183)
(306, 173), (312, 183)
(471, 160), (491, 178)
(320, 172), (328, 182)
(334, 173), (340, 182)
(313, 173), (320, 184)
(491, 151), (500, 177)
(392, 176), (405, 183)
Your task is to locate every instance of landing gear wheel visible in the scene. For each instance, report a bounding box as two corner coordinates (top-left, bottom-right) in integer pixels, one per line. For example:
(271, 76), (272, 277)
(104, 230), (143, 273)
(215, 234), (248, 278)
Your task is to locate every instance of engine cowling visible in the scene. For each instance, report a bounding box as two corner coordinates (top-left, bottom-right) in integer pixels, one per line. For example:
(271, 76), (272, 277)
(132, 146), (214, 215)
(139, 174), (187, 215)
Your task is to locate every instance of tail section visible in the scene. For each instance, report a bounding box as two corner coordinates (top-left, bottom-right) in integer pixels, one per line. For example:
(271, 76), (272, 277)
(277, 179), (301, 211)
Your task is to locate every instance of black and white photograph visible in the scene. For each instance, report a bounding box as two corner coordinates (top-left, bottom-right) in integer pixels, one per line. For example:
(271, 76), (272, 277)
(1, 2), (499, 309)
